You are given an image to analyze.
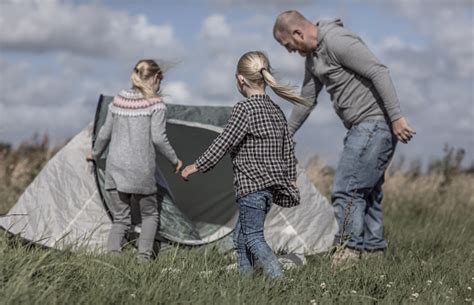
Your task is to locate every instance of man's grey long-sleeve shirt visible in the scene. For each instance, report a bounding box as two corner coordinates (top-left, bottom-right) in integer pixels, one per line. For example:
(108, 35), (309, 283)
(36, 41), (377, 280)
(92, 89), (178, 195)
(288, 19), (402, 134)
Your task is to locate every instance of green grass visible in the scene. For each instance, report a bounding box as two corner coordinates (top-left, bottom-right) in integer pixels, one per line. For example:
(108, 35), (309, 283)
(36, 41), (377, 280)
(1, 179), (473, 305)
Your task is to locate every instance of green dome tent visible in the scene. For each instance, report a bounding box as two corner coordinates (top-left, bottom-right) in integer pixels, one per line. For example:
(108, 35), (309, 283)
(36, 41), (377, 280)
(0, 95), (338, 255)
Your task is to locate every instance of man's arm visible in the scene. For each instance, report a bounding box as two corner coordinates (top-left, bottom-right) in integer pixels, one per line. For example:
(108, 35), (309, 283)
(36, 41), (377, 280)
(327, 27), (415, 142)
(287, 58), (323, 136)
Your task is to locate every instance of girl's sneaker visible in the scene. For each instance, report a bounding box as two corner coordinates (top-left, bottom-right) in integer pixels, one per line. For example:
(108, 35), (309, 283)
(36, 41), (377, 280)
(136, 255), (152, 264)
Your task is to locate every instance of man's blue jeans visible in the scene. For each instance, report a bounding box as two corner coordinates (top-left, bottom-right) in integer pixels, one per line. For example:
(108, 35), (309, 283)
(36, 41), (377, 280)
(332, 120), (397, 251)
(234, 189), (283, 278)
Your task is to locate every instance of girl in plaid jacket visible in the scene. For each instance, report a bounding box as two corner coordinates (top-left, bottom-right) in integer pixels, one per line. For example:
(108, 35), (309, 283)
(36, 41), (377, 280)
(181, 51), (310, 278)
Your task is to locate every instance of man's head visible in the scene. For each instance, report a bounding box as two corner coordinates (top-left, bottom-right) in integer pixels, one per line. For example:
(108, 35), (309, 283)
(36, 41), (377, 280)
(273, 10), (317, 57)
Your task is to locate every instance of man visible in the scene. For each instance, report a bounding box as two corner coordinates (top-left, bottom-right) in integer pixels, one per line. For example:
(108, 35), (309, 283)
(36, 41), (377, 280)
(273, 11), (415, 267)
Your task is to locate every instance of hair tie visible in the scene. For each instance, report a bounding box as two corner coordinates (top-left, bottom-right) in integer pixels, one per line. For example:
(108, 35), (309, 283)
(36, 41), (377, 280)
(260, 67), (266, 74)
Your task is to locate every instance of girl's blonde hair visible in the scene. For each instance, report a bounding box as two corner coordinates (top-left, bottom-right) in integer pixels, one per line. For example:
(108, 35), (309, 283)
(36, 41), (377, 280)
(236, 51), (310, 107)
(131, 59), (163, 99)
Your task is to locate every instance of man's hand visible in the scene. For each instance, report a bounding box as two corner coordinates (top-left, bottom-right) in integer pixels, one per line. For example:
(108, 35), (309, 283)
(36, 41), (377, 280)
(175, 159), (183, 174)
(181, 164), (198, 181)
(392, 117), (416, 144)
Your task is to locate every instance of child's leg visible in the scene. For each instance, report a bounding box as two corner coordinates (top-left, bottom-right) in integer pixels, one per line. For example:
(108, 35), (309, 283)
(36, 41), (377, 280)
(107, 191), (132, 252)
(233, 219), (253, 275)
(135, 193), (159, 259)
(238, 190), (283, 279)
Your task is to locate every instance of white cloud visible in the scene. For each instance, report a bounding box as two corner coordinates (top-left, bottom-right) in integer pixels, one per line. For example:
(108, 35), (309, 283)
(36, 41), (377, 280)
(162, 81), (193, 105)
(200, 14), (232, 40)
(386, 0), (474, 78)
(0, 0), (183, 60)
(208, 0), (312, 9)
(0, 56), (121, 145)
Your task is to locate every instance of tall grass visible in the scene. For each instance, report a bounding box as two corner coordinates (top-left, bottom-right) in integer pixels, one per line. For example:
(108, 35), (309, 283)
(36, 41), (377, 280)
(0, 136), (59, 215)
(1, 141), (473, 304)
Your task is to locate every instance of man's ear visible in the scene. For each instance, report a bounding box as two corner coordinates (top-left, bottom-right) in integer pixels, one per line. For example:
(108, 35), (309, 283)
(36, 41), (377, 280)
(292, 29), (304, 41)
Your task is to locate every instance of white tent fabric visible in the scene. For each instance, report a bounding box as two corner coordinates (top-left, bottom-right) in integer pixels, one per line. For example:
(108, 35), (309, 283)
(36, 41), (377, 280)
(0, 105), (338, 254)
(0, 125), (110, 250)
(266, 164), (338, 255)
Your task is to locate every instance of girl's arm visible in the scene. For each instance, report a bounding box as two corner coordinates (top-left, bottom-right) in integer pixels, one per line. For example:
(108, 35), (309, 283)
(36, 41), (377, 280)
(182, 102), (248, 179)
(92, 107), (114, 160)
(151, 105), (179, 166)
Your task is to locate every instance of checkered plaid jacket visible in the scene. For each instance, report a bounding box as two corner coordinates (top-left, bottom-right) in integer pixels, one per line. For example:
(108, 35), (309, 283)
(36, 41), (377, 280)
(195, 94), (300, 207)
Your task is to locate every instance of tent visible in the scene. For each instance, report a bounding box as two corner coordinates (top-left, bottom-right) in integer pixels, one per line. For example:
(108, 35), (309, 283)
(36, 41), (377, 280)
(0, 95), (338, 256)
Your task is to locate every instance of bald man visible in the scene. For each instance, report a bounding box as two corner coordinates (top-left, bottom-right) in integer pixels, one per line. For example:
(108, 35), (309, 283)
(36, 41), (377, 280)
(273, 11), (415, 267)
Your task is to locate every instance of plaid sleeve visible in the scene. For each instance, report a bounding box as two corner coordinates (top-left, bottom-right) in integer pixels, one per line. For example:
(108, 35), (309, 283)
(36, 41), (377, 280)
(195, 102), (248, 173)
(283, 125), (297, 181)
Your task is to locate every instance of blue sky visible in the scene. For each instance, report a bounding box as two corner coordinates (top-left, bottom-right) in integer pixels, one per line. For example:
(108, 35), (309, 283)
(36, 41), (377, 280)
(1, 0), (473, 168)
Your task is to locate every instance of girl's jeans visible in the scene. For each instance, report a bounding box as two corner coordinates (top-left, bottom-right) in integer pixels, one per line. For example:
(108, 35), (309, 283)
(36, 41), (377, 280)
(233, 189), (283, 278)
(333, 120), (397, 251)
(107, 190), (159, 259)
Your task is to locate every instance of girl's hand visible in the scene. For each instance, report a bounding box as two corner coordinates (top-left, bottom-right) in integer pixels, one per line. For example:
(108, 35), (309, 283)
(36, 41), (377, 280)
(86, 152), (94, 162)
(175, 159), (183, 174)
(181, 164), (197, 181)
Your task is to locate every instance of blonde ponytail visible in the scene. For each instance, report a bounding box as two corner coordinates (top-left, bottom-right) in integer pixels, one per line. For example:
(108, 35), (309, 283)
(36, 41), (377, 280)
(236, 51), (311, 107)
(130, 59), (163, 99)
(261, 68), (310, 107)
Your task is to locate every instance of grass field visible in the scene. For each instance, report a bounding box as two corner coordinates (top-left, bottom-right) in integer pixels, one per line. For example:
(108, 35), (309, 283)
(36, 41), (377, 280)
(1, 142), (473, 304)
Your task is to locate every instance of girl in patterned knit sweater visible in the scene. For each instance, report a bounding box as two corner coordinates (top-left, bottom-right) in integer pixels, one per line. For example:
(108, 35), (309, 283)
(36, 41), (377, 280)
(88, 59), (182, 262)
(181, 51), (310, 278)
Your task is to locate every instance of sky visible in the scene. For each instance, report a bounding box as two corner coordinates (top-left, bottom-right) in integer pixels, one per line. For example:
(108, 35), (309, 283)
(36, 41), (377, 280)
(0, 0), (473, 168)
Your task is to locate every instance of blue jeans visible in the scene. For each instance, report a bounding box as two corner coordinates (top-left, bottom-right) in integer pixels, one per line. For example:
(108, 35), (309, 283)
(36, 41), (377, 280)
(233, 189), (283, 279)
(332, 120), (397, 251)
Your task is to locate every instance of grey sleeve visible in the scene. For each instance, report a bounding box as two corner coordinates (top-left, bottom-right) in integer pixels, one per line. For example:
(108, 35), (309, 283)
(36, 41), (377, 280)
(151, 107), (179, 165)
(287, 60), (323, 136)
(92, 108), (113, 159)
(328, 28), (402, 122)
